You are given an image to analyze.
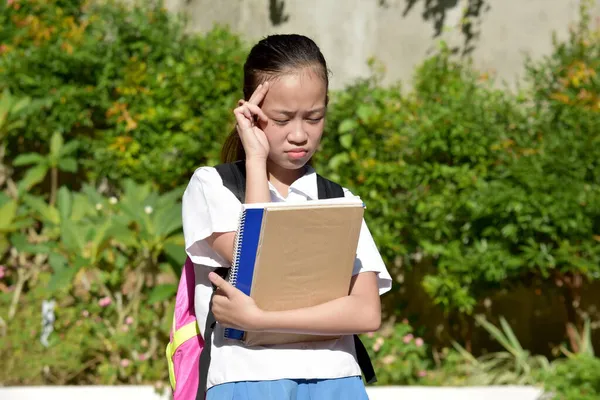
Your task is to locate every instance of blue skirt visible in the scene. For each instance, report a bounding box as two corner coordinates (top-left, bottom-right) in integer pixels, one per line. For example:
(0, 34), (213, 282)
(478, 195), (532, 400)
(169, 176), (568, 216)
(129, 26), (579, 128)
(206, 376), (369, 400)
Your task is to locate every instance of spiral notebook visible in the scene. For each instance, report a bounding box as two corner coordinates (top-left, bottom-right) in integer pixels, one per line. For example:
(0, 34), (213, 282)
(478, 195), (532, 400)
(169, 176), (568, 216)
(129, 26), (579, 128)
(224, 198), (365, 346)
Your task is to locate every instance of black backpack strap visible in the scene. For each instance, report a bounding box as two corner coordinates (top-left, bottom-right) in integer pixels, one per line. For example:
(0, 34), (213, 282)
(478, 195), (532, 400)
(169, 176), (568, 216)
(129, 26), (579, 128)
(316, 174), (345, 199)
(316, 174), (378, 385)
(196, 267), (227, 400)
(197, 162), (246, 398)
(214, 161), (246, 203)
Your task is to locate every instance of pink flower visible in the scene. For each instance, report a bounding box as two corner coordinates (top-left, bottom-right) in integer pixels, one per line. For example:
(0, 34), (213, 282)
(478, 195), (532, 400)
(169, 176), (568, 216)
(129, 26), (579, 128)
(415, 337), (424, 347)
(98, 296), (112, 307)
(7, 0), (14, 7)
(138, 353), (147, 361)
(120, 359), (130, 368)
(382, 355), (395, 365)
(403, 334), (413, 344)
(125, 316), (134, 325)
(372, 337), (384, 352)
(81, 310), (89, 317)
(0, 265), (5, 279)
(418, 370), (427, 377)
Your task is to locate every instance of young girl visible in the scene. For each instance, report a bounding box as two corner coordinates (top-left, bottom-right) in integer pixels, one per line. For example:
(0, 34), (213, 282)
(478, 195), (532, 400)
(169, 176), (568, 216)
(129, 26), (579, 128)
(182, 34), (392, 400)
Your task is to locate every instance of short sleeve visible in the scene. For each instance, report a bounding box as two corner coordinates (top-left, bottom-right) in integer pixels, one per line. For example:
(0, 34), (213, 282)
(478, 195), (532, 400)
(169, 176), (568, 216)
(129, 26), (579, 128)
(343, 188), (393, 296)
(181, 167), (242, 268)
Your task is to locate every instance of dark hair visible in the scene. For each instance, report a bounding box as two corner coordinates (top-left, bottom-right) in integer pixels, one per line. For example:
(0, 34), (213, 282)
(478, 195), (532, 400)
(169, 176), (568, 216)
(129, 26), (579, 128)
(220, 34), (329, 163)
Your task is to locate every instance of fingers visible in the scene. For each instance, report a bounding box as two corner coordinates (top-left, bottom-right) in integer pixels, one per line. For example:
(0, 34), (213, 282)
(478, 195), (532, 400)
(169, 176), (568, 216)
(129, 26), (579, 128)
(248, 82), (269, 105)
(234, 101), (268, 125)
(208, 271), (235, 296)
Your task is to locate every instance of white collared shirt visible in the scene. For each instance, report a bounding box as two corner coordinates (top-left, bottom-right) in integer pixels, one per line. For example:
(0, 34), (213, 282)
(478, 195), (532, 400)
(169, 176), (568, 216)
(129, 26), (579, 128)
(182, 165), (392, 389)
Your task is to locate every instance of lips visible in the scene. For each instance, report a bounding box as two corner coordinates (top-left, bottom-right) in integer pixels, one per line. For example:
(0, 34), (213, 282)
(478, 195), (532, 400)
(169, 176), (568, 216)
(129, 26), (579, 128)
(287, 149), (308, 160)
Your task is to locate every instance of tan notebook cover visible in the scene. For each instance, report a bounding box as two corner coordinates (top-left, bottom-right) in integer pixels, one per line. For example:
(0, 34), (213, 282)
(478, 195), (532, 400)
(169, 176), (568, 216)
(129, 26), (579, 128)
(241, 200), (364, 346)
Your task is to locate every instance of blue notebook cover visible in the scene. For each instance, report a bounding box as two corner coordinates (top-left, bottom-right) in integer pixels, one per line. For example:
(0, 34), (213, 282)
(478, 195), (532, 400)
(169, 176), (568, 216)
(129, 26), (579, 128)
(223, 207), (265, 340)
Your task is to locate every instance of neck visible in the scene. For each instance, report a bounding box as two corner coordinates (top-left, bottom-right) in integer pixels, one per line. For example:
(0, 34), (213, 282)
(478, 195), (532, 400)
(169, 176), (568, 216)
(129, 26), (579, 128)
(266, 160), (306, 188)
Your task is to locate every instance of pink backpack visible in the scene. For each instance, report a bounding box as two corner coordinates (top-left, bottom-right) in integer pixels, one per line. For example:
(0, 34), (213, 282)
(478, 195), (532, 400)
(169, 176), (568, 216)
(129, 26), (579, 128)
(165, 257), (205, 400)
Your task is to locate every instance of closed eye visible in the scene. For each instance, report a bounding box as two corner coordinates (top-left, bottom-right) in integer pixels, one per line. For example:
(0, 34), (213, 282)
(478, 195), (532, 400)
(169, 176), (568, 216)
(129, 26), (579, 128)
(307, 117), (324, 124)
(273, 119), (290, 125)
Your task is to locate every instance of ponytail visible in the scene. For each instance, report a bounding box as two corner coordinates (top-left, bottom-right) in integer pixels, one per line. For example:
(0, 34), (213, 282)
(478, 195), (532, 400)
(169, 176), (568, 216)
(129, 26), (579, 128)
(220, 127), (245, 163)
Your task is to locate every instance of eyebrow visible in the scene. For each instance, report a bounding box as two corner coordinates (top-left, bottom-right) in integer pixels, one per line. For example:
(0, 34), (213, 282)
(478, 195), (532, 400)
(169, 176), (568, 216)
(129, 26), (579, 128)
(271, 107), (327, 116)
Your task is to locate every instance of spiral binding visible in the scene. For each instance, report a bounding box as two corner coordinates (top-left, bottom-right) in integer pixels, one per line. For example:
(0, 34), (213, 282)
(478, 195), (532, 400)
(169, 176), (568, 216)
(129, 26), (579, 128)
(228, 210), (246, 287)
(224, 210), (247, 339)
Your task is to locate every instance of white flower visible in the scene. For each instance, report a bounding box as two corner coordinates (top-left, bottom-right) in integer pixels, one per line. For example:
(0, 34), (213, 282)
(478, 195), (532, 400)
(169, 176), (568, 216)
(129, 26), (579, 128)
(109, 197), (118, 205)
(144, 206), (153, 214)
(95, 203), (103, 211)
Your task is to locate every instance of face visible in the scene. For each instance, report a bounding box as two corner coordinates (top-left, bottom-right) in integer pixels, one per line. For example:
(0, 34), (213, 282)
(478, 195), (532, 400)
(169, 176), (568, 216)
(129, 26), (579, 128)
(258, 67), (327, 171)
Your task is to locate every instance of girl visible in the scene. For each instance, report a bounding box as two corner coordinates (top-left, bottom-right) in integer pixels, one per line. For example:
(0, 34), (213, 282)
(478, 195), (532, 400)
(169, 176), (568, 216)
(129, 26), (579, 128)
(182, 34), (392, 400)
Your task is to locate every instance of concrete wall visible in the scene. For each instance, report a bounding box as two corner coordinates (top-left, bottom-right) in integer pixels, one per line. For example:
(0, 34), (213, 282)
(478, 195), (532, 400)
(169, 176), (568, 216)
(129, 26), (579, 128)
(163, 0), (600, 90)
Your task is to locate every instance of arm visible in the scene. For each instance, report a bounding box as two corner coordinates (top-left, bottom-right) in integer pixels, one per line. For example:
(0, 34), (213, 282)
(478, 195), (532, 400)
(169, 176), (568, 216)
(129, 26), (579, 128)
(205, 159), (270, 265)
(208, 270), (382, 336)
(257, 271), (381, 335)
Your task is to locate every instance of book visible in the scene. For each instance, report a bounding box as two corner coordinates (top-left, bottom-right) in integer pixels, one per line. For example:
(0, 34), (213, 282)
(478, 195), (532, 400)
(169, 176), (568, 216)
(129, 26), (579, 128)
(223, 198), (365, 346)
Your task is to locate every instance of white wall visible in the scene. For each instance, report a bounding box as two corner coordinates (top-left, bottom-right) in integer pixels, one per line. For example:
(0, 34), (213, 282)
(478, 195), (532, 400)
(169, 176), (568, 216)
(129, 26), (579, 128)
(163, 0), (600, 90)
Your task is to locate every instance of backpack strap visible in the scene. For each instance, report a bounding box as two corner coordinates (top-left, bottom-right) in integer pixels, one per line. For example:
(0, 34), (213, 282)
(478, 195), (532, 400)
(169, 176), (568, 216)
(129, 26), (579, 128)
(214, 161), (246, 203)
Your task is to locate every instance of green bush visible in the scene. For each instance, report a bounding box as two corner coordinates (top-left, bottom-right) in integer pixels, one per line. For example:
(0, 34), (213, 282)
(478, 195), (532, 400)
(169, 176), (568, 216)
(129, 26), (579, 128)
(542, 355), (600, 400)
(317, 6), (600, 326)
(0, 0), (246, 190)
(0, 178), (183, 385)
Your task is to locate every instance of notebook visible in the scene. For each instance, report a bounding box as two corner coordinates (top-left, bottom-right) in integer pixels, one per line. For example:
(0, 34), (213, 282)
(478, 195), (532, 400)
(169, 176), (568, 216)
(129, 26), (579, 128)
(223, 197), (365, 346)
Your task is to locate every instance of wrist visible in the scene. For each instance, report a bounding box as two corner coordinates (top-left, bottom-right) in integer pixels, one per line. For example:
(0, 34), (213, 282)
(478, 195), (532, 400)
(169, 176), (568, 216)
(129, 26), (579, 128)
(245, 157), (268, 169)
(251, 309), (272, 332)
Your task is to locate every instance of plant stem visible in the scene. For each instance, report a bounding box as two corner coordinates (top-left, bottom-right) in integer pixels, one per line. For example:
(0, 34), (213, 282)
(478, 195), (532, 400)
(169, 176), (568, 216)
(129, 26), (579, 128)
(8, 267), (29, 320)
(562, 272), (583, 353)
(50, 166), (58, 206)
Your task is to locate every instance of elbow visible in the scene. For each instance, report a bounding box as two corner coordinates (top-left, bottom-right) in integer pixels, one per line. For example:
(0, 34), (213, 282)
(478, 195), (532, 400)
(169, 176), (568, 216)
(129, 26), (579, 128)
(365, 312), (382, 333)
(359, 305), (382, 333)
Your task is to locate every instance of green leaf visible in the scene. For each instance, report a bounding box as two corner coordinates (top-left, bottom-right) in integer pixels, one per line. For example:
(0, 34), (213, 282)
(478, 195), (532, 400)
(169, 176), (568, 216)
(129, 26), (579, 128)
(46, 265), (78, 294)
(58, 158), (78, 173)
(148, 284), (177, 304)
(57, 186), (72, 222)
(154, 204), (183, 238)
(23, 194), (59, 225)
(328, 153), (350, 170)
(8, 233), (52, 253)
(0, 200), (17, 228)
(357, 104), (375, 122)
(339, 134), (353, 149)
(60, 140), (79, 156)
(60, 219), (83, 254)
(13, 153), (44, 166)
(17, 164), (48, 193)
(338, 119), (358, 134)
(48, 252), (68, 271)
(49, 131), (64, 160)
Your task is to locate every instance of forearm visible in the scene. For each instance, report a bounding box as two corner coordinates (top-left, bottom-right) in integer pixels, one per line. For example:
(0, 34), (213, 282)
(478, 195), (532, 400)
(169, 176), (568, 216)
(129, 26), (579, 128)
(256, 292), (381, 336)
(245, 159), (270, 203)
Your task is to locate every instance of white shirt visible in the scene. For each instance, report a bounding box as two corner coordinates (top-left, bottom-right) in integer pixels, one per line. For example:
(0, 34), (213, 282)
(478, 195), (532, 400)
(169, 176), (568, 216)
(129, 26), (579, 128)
(182, 165), (392, 389)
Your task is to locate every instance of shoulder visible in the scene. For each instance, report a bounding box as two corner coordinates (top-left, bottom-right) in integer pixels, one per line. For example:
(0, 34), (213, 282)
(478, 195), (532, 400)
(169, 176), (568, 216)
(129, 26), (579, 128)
(186, 166), (222, 188)
(183, 165), (240, 205)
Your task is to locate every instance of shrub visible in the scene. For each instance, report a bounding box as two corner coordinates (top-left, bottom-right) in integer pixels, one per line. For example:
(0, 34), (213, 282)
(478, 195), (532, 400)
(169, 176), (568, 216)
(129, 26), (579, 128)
(0, 0), (246, 190)
(542, 355), (600, 400)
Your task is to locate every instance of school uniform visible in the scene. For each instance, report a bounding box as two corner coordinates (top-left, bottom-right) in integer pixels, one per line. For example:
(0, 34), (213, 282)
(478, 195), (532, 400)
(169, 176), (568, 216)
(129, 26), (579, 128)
(182, 165), (392, 400)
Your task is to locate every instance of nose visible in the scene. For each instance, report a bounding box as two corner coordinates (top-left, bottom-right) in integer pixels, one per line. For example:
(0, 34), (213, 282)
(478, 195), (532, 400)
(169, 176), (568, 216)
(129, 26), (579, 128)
(287, 120), (308, 144)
